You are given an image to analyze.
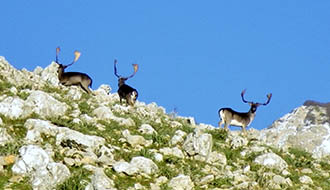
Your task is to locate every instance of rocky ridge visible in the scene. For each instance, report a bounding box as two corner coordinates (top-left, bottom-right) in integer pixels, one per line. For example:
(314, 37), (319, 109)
(0, 56), (329, 190)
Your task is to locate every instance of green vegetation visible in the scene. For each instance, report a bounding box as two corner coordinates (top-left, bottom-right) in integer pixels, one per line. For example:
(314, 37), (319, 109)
(78, 101), (92, 115)
(0, 165), (32, 190)
(284, 147), (313, 169)
(104, 167), (154, 189)
(0, 141), (23, 156)
(0, 80), (13, 92)
(56, 166), (92, 190)
(209, 177), (232, 188)
(17, 91), (30, 100)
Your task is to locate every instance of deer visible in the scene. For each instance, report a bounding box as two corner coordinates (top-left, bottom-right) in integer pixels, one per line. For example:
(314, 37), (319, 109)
(55, 47), (93, 94)
(114, 59), (139, 106)
(218, 89), (272, 133)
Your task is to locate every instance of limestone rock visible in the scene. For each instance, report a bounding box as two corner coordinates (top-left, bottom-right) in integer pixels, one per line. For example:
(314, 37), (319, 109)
(93, 106), (135, 126)
(25, 90), (69, 118)
(299, 175), (313, 184)
(12, 145), (70, 190)
(229, 134), (248, 149)
(130, 156), (159, 175)
(254, 153), (288, 170)
(113, 156), (158, 176)
(24, 119), (105, 150)
(207, 151), (227, 165)
(85, 167), (117, 190)
(41, 62), (60, 86)
(122, 129), (152, 147)
(139, 124), (156, 135)
(0, 97), (29, 119)
(160, 147), (185, 158)
(183, 130), (212, 160)
(171, 130), (187, 146)
(261, 104), (330, 158)
(168, 174), (194, 190)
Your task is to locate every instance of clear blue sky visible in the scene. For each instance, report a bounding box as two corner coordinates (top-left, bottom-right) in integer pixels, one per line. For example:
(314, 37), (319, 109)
(1, 1), (330, 130)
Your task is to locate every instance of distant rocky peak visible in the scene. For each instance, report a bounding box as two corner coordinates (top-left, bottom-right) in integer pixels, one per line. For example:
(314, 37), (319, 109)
(303, 100), (330, 123)
(262, 102), (330, 158)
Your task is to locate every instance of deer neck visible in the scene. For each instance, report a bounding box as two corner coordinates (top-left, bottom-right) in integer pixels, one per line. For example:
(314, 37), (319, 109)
(118, 78), (127, 87)
(58, 67), (64, 79)
(248, 106), (257, 116)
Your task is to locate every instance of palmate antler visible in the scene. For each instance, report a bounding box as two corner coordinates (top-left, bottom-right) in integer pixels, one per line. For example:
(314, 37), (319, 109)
(56, 47), (81, 68)
(241, 89), (272, 106)
(114, 59), (138, 79)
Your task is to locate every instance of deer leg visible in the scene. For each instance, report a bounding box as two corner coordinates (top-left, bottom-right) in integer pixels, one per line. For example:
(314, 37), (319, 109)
(224, 122), (229, 131)
(241, 126), (247, 134)
(80, 83), (92, 94)
(218, 120), (223, 128)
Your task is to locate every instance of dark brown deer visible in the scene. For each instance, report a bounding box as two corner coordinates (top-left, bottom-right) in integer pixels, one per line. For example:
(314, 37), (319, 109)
(55, 47), (92, 94)
(114, 59), (138, 106)
(218, 89), (272, 133)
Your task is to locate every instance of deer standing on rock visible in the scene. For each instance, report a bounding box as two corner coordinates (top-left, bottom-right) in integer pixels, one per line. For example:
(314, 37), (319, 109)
(114, 59), (139, 106)
(55, 47), (93, 94)
(218, 89), (272, 133)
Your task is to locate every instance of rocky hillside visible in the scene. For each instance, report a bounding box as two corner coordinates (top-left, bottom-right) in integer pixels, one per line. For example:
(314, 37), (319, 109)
(260, 100), (330, 159)
(0, 56), (329, 190)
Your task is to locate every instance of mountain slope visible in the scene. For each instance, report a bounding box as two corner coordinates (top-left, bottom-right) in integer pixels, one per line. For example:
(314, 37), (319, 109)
(0, 56), (329, 190)
(260, 101), (330, 159)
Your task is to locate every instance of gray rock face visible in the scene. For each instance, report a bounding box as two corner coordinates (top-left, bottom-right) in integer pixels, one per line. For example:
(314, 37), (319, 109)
(26, 90), (69, 118)
(12, 145), (70, 190)
(25, 119), (105, 150)
(113, 156), (158, 176)
(139, 124), (156, 135)
(261, 104), (330, 158)
(93, 106), (135, 126)
(183, 129), (213, 160)
(0, 97), (28, 119)
(254, 153), (288, 170)
(0, 90), (68, 119)
(122, 129), (152, 147)
(40, 62), (60, 86)
(85, 166), (117, 190)
(171, 130), (187, 146)
(160, 147), (185, 158)
(168, 174), (194, 190)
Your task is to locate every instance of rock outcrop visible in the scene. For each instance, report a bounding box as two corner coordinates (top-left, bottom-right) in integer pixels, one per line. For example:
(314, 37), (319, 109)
(260, 102), (330, 158)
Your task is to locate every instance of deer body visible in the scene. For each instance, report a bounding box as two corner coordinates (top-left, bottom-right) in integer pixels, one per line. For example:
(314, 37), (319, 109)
(218, 89), (272, 133)
(218, 107), (256, 132)
(56, 47), (93, 94)
(114, 60), (139, 106)
(118, 83), (138, 106)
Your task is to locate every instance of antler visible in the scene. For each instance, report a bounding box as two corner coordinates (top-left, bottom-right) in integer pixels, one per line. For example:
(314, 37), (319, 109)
(56, 47), (61, 63)
(241, 89), (272, 106)
(258, 93), (272, 106)
(114, 59), (120, 78)
(127, 64), (138, 79)
(65, 50), (81, 67)
(241, 89), (253, 104)
(114, 59), (139, 79)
